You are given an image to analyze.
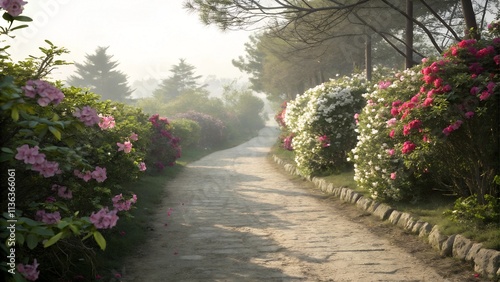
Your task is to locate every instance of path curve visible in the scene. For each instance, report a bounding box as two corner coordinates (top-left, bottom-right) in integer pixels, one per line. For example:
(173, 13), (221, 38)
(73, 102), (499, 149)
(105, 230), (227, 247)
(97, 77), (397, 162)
(123, 121), (446, 281)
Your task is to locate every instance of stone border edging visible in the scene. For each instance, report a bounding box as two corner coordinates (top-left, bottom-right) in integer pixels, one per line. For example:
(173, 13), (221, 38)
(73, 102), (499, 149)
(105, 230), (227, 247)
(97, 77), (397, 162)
(271, 154), (500, 280)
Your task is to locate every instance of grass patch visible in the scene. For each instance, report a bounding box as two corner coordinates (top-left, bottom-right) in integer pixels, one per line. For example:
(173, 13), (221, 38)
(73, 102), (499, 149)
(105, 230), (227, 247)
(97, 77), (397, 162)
(269, 142), (500, 251)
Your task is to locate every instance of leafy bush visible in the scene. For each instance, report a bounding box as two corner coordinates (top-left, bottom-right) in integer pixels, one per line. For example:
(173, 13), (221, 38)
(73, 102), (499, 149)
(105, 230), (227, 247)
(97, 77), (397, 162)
(146, 114), (181, 172)
(351, 27), (500, 203)
(445, 194), (500, 226)
(174, 111), (226, 148)
(284, 74), (367, 175)
(170, 118), (201, 149)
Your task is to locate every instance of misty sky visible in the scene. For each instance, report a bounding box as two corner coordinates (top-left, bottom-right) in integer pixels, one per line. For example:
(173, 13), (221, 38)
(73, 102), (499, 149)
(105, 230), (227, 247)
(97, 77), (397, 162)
(9, 0), (252, 83)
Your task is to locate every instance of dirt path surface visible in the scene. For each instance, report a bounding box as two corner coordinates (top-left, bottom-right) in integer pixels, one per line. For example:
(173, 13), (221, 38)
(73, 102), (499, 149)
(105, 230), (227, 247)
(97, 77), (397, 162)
(122, 122), (474, 282)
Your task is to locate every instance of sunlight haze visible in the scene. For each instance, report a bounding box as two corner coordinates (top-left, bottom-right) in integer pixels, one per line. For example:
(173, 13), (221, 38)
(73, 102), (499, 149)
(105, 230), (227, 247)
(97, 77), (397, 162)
(10, 0), (251, 84)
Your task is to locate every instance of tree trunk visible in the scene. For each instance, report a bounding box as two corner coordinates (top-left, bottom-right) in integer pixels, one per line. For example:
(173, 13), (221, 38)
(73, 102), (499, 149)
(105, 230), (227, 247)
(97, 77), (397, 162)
(461, 0), (479, 39)
(365, 34), (372, 81)
(405, 0), (414, 69)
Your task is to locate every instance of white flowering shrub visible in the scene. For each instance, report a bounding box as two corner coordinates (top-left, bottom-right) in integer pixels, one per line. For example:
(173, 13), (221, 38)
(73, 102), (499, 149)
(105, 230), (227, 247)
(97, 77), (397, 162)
(349, 69), (427, 201)
(284, 74), (367, 175)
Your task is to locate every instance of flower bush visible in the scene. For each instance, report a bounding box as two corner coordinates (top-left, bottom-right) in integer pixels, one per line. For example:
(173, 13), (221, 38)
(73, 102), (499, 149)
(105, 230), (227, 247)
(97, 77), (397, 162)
(0, 5), (180, 280)
(174, 111), (226, 149)
(284, 74), (367, 175)
(351, 26), (500, 203)
(146, 114), (181, 171)
(170, 118), (201, 149)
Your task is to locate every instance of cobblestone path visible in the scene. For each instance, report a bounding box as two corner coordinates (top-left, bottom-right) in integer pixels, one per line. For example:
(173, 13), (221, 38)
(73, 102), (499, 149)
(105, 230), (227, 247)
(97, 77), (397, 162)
(123, 122), (446, 281)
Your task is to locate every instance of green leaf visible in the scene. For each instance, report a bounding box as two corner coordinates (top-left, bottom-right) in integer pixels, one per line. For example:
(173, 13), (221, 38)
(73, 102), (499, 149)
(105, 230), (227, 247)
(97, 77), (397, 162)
(13, 15), (32, 22)
(26, 234), (38, 249)
(93, 231), (106, 251)
(43, 231), (63, 248)
(11, 107), (19, 121)
(56, 221), (69, 229)
(16, 233), (25, 246)
(48, 126), (62, 140)
(69, 224), (80, 235)
(31, 226), (54, 237)
(2, 12), (14, 22)
(10, 24), (29, 31)
(1, 147), (14, 154)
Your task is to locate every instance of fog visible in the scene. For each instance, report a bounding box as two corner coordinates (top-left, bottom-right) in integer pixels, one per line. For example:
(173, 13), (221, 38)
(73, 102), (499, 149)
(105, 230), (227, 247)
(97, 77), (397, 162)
(10, 0), (252, 97)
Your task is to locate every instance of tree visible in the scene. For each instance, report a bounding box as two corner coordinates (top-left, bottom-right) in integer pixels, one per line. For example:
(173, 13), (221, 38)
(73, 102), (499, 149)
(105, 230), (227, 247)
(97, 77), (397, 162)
(186, 0), (497, 66)
(153, 58), (205, 101)
(67, 46), (133, 102)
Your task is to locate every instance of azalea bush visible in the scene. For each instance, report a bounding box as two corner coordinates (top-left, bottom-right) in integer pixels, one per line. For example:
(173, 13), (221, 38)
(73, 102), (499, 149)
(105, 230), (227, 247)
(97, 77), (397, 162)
(0, 4), (180, 280)
(284, 74), (367, 175)
(351, 24), (500, 203)
(170, 118), (201, 149)
(146, 114), (181, 171)
(174, 111), (226, 149)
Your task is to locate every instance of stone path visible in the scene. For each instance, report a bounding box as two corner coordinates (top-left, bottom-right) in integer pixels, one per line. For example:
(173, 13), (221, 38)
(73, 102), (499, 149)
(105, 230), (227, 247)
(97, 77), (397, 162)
(122, 122), (447, 281)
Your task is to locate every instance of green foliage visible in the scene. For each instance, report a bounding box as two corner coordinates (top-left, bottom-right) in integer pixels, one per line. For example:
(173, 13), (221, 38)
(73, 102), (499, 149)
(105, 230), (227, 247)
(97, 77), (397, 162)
(170, 118), (201, 149)
(445, 194), (500, 226)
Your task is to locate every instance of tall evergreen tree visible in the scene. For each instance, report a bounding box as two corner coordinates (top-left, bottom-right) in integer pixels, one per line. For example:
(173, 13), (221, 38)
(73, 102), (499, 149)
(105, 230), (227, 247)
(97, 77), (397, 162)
(67, 46), (133, 102)
(153, 58), (205, 101)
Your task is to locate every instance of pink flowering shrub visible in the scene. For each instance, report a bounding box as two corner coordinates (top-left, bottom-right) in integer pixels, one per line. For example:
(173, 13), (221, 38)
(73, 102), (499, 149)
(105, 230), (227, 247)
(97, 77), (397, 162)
(146, 114), (182, 171)
(351, 29), (500, 202)
(174, 111), (226, 149)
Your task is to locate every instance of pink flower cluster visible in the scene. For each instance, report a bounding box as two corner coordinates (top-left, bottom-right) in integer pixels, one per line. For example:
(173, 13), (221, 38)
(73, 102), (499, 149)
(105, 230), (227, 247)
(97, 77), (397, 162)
(402, 119), (422, 136)
(117, 133), (139, 154)
(0, 0), (27, 16)
(112, 193), (137, 211)
(35, 210), (61, 224)
(138, 162), (147, 171)
(15, 145), (62, 177)
(22, 80), (65, 107)
(52, 184), (72, 199)
(378, 81), (392, 89)
(318, 135), (331, 148)
(98, 114), (116, 130)
(401, 141), (416, 154)
(73, 106), (100, 126)
(17, 259), (39, 281)
(89, 207), (119, 229)
(283, 134), (293, 151)
(442, 120), (463, 136)
(74, 166), (107, 183)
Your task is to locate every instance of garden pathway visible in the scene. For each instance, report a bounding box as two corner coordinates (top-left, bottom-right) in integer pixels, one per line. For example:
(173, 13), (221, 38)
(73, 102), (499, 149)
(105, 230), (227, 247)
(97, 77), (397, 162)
(122, 120), (448, 281)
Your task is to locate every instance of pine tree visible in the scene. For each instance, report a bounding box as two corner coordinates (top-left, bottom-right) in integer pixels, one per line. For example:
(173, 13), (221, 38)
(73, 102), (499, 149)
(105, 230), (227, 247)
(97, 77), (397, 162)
(153, 58), (204, 101)
(67, 46), (133, 102)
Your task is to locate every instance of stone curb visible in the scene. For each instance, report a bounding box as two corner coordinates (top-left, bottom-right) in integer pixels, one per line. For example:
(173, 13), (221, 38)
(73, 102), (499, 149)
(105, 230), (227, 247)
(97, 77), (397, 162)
(271, 155), (500, 280)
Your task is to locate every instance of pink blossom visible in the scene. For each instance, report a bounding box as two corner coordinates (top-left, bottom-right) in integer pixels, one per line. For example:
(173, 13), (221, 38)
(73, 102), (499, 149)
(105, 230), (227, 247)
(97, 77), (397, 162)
(465, 111), (475, 119)
(442, 84), (452, 92)
(17, 259), (39, 281)
(283, 134), (293, 151)
(468, 62), (484, 74)
(1, 0), (27, 17)
(433, 78), (443, 88)
(390, 172), (397, 180)
(22, 80), (65, 107)
(479, 90), (491, 101)
(476, 45), (495, 58)
(486, 81), (496, 93)
(32, 160), (61, 178)
(73, 106), (100, 126)
(470, 86), (480, 95)
(451, 120), (463, 130)
(401, 141), (416, 154)
(318, 135), (330, 148)
(112, 194), (132, 211)
(378, 81), (392, 89)
(89, 207), (119, 229)
(117, 141), (133, 153)
(442, 126), (454, 136)
(138, 162), (147, 171)
(46, 196), (56, 203)
(403, 119), (422, 136)
(98, 115), (116, 130)
(494, 55), (500, 65)
(35, 210), (61, 224)
(386, 118), (397, 127)
(74, 169), (92, 182)
(386, 148), (395, 156)
(423, 97), (433, 107)
(389, 129), (395, 138)
(129, 132), (139, 141)
(52, 184), (72, 199)
(458, 39), (477, 48)
(15, 145), (45, 165)
(130, 194), (138, 204)
(91, 166), (107, 183)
